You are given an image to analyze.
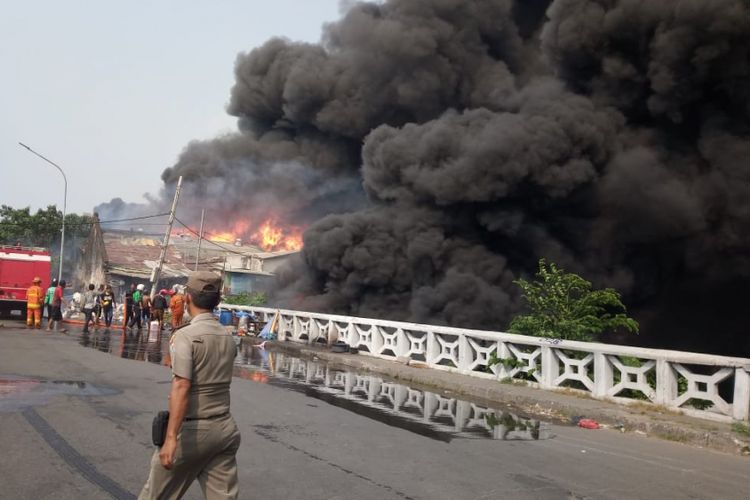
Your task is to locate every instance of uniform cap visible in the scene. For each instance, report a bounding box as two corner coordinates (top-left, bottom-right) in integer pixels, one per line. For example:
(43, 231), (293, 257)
(186, 271), (222, 293)
(137, 284), (145, 291)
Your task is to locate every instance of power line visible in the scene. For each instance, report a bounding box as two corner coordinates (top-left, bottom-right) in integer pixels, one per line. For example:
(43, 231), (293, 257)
(98, 213), (170, 223)
(0, 212), (171, 228)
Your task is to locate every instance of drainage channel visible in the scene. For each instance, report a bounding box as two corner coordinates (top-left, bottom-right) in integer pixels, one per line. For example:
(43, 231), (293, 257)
(75, 328), (554, 443)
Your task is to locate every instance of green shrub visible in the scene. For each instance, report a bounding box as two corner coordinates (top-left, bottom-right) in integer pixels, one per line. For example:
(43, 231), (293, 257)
(509, 259), (639, 341)
(222, 291), (267, 307)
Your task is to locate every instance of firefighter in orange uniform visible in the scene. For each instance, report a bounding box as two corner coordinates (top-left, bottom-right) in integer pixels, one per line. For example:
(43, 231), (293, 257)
(169, 288), (185, 330)
(26, 277), (44, 329)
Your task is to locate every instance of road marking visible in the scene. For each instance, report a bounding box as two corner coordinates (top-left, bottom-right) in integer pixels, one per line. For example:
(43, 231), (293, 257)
(22, 407), (135, 500)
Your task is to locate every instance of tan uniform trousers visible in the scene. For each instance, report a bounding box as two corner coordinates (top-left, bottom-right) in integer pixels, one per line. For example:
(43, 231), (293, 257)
(139, 415), (241, 500)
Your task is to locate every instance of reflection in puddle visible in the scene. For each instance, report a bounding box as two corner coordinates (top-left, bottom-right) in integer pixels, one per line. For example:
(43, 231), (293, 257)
(235, 341), (553, 442)
(74, 331), (552, 442)
(0, 375), (120, 412)
(78, 329), (170, 366)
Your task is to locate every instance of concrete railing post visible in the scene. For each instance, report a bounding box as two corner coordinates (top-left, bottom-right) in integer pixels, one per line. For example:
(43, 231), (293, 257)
(594, 352), (613, 398)
(426, 331), (438, 367)
(458, 334), (471, 373)
(541, 346), (558, 389)
(396, 328), (409, 358)
(308, 316), (316, 344)
(655, 358), (678, 405)
(732, 368), (750, 421)
(348, 322), (360, 350)
(371, 324), (384, 355)
(496, 342), (512, 379)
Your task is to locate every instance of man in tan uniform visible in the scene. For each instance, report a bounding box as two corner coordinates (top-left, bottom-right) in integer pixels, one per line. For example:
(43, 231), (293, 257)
(139, 272), (241, 500)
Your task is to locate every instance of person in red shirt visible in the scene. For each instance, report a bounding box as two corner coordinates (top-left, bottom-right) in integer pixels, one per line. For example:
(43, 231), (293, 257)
(48, 279), (68, 333)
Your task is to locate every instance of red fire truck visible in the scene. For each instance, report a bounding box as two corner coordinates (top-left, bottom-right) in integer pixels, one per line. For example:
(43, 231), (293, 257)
(0, 245), (52, 318)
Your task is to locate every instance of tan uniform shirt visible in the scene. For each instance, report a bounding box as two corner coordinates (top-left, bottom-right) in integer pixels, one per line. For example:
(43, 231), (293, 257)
(170, 312), (236, 419)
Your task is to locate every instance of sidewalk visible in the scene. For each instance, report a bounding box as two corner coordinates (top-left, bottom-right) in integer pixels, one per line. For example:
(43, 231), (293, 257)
(265, 339), (750, 457)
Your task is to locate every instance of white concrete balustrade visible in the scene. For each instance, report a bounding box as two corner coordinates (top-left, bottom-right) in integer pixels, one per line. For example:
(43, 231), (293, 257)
(222, 304), (750, 422)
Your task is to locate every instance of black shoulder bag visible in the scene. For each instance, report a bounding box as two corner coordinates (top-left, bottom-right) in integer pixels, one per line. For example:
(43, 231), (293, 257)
(152, 411), (170, 446)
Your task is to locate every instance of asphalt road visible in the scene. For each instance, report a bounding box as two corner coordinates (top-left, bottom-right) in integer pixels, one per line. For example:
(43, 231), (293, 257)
(0, 324), (747, 500)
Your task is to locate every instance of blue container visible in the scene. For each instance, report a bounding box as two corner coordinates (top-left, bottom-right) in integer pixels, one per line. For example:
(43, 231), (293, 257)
(219, 310), (233, 326)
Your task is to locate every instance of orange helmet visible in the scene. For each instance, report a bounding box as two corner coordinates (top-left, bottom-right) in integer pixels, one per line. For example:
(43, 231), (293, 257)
(33, 277), (42, 283)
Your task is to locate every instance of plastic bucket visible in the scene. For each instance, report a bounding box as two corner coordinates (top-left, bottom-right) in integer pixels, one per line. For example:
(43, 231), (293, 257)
(219, 310), (233, 326)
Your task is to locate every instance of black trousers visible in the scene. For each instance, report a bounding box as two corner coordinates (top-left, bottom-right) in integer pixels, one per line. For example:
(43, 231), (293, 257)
(129, 306), (142, 328)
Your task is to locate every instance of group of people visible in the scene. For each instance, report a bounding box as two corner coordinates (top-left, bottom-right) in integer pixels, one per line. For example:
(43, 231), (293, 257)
(27, 279), (186, 334)
(124, 283), (186, 332)
(80, 283), (117, 333)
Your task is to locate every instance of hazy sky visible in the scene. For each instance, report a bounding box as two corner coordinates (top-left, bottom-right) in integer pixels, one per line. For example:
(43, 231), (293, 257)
(1, 1), (341, 215)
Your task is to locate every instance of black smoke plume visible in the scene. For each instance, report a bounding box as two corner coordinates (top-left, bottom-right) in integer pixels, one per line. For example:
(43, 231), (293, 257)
(97, 0), (750, 356)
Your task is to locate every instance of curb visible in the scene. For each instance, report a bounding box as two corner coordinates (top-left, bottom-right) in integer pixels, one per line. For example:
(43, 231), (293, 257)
(263, 339), (750, 457)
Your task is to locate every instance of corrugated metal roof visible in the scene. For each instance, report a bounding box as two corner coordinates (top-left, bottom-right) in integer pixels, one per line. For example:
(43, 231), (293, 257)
(100, 232), (298, 278)
(103, 233), (191, 278)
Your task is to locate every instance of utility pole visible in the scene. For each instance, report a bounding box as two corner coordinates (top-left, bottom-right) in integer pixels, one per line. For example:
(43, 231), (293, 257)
(150, 176), (183, 298)
(195, 208), (205, 271)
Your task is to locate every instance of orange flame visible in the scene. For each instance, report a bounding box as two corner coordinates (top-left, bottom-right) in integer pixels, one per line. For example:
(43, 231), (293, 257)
(207, 231), (234, 243)
(192, 217), (303, 252)
(253, 220), (282, 249)
(207, 220), (252, 244)
(281, 232), (303, 251)
(251, 218), (303, 251)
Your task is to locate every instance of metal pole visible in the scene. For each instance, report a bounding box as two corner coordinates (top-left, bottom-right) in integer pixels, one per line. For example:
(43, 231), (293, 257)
(149, 176), (183, 298)
(195, 208), (205, 271)
(18, 142), (67, 282)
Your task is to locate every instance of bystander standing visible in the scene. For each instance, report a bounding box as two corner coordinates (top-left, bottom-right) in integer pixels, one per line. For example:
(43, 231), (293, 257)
(48, 280), (67, 333)
(101, 285), (116, 327)
(152, 291), (167, 332)
(82, 284), (97, 334)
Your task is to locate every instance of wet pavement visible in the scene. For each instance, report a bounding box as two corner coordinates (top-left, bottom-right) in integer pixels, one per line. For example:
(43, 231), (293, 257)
(0, 375), (120, 413)
(73, 327), (552, 442)
(2, 322), (749, 500)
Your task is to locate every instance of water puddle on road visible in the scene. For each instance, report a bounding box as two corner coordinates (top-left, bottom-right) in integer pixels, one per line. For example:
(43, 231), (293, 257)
(74, 329), (553, 442)
(0, 375), (120, 413)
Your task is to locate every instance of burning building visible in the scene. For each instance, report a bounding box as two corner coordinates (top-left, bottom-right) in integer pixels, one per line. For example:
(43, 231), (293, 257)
(96, 0), (750, 357)
(75, 216), (299, 298)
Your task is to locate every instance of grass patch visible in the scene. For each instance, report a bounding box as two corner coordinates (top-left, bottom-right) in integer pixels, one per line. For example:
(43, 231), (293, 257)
(625, 401), (683, 416)
(552, 387), (595, 400)
(731, 421), (750, 437)
(657, 430), (691, 443)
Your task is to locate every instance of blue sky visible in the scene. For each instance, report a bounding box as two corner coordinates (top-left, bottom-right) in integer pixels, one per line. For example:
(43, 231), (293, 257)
(1, 1), (341, 214)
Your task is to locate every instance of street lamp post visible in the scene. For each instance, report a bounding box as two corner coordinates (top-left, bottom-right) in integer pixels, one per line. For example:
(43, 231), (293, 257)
(18, 142), (68, 282)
